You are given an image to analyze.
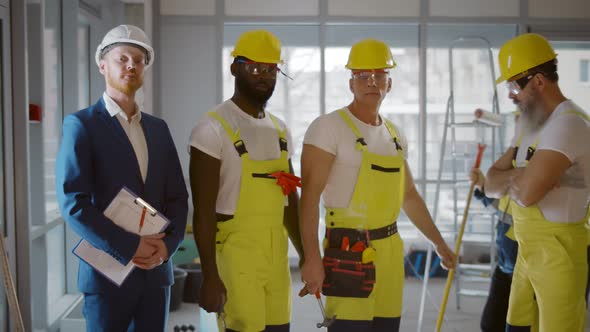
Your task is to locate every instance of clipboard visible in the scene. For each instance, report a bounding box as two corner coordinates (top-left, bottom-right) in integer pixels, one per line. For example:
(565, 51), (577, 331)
(72, 187), (170, 286)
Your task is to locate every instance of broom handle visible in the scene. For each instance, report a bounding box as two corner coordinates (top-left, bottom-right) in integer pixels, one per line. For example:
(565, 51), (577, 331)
(435, 143), (486, 332)
(0, 227), (25, 331)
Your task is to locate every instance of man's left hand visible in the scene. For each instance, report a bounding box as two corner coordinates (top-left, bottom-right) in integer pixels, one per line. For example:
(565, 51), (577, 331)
(133, 233), (169, 270)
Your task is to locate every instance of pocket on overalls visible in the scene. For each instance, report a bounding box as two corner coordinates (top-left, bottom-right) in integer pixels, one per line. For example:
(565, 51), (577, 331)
(322, 248), (375, 298)
(215, 229), (232, 254)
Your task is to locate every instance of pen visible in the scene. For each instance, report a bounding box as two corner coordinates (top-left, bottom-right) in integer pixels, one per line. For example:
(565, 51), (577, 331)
(138, 206), (147, 233)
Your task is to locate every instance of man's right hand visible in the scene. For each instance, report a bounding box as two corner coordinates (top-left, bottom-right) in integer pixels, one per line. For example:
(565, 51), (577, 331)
(133, 235), (163, 259)
(469, 167), (485, 189)
(299, 256), (325, 296)
(199, 275), (227, 313)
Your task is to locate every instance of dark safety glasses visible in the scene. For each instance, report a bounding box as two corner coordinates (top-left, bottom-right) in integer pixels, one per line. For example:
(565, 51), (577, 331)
(506, 72), (540, 95)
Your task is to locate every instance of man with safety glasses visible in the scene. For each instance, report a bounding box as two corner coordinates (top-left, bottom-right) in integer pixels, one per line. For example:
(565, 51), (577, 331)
(188, 29), (302, 331)
(485, 33), (590, 331)
(299, 38), (456, 332)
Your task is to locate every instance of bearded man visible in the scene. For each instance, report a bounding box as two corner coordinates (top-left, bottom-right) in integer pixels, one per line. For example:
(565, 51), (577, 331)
(188, 29), (303, 332)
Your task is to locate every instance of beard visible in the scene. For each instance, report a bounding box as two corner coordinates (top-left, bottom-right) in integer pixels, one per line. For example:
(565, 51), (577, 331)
(106, 71), (143, 96)
(235, 75), (275, 108)
(515, 90), (548, 133)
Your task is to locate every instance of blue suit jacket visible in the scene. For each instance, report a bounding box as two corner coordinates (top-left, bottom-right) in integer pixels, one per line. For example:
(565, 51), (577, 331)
(56, 97), (188, 293)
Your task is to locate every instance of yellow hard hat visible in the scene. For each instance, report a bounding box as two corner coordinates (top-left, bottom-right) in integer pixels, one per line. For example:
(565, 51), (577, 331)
(346, 39), (396, 70)
(496, 33), (557, 84)
(230, 30), (283, 64)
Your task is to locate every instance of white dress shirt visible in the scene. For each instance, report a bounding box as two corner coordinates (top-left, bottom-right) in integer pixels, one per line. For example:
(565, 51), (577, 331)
(103, 92), (149, 183)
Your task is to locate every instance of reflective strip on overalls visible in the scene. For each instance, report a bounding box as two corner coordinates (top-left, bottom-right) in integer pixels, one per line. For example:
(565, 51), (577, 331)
(506, 110), (590, 332)
(323, 109), (405, 323)
(209, 112), (292, 332)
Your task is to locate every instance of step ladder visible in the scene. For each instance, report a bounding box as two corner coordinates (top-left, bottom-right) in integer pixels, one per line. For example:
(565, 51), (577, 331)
(416, 36), (504, 332)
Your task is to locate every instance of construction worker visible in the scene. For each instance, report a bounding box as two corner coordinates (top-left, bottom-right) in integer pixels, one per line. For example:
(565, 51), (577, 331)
(485, 33), (590, 331)
(298, 38), (457, 332)
(56, 25), (189, 331)
(189, 30), (303, 332)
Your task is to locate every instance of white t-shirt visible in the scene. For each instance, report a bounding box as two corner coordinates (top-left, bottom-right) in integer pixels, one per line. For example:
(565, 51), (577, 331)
(511, 100), (590, 222)
(188, 100), (293, 214)
(303, 108), (408, 209)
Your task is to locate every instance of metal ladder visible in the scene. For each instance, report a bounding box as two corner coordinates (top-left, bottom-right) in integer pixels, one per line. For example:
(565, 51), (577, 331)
(416, 36), (504, 332)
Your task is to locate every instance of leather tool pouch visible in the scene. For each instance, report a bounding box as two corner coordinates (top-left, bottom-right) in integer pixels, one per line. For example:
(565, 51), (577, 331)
(322, 247), (375, 298)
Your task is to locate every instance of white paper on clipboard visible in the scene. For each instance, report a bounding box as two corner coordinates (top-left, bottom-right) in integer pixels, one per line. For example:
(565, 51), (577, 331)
(73, 187), (170, 286)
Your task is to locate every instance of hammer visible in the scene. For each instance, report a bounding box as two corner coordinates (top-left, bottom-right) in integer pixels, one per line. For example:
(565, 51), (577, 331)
(314, 291), (336, 328)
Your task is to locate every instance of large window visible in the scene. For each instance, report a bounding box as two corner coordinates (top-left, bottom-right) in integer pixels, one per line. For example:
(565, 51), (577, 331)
(77, 22), (91, 110)
(551, 42), (590, 106)
(580, 59), (589, 83)
(425, 24), (517, 234)
(0, 9), (6, 332)
(43, 0), (63, 216)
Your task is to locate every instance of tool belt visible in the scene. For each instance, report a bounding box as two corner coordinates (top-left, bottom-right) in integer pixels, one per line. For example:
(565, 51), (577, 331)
(321, 223), (397, 298)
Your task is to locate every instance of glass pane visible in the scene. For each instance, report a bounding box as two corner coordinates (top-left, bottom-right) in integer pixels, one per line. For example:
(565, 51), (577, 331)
(580, 59), (589, 83)
(0, 16), (6, 332)
(426, 24), (518, 180)
(77, 22), (90, 110)
(325, 24), (420, 173)
(551, 42), (590, 107)
(47, 224), (66, 306)
(43, 0), (62, 216)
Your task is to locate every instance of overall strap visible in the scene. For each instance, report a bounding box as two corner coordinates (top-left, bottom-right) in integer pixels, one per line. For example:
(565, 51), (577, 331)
(208, 112), (248, 157)
(268, 113), (289, 153)
(511, 133), (538, 168)
(511, 109), (588, 167)
(383, 119), (403, 152)
(562, 109), (590, 122)
(338, 109), (368, 152)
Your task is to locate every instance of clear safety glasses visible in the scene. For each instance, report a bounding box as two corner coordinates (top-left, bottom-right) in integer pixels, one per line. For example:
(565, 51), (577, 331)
(351, 70), (390, 84)
(506, 72), (539, 95)
(236, 59), (292, 79)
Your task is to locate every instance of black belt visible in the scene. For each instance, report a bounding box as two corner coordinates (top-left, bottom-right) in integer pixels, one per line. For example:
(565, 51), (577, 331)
(368, 223), (398, 240)
(326, 222), (398, 246)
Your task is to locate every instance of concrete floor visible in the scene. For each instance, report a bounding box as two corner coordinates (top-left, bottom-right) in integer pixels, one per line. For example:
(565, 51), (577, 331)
(168, 269), (590, 332)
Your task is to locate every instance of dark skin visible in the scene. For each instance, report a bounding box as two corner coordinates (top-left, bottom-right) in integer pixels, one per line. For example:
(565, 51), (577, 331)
(190, 59), (303, 314)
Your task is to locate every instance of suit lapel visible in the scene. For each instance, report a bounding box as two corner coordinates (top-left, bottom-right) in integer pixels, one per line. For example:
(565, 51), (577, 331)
(140, 115), (154, 185)
(95, 98), (132, 148)
(94, 97), (144, 184)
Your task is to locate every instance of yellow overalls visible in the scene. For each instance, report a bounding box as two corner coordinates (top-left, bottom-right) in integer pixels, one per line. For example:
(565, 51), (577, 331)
(323, 110), (405, 324)
(506, 110), (589, 332)
(209, 112), (292, 332)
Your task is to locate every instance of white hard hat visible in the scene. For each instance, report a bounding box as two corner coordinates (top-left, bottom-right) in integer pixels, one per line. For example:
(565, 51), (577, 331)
(95, 25), (154, 69)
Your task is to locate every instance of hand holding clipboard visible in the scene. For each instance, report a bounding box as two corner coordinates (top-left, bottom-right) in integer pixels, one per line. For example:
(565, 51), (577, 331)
(73, 187), (170, 286)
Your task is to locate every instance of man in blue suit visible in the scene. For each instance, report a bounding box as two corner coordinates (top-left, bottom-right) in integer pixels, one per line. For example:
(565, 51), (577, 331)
(56, 25), (188, 332)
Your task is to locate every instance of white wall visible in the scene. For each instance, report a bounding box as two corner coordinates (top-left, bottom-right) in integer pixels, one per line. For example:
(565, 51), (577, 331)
(226, 0), (319, 16)
(328, 0), (419, 17)
(160, 23), (218, 178)
(160, 0), (215, 16)
(529, 0), (590, 18)
(429, 0), (519, 17)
